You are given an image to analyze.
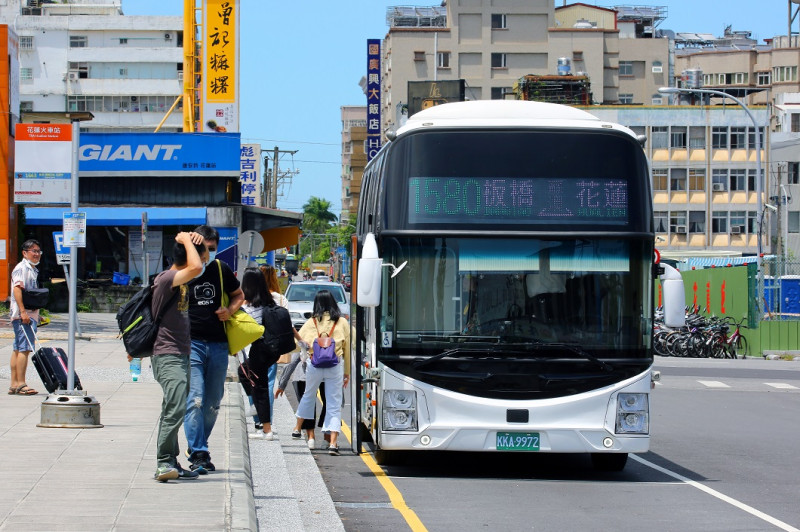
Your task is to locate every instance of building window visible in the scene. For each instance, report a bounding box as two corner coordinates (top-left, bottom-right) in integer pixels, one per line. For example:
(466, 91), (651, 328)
(789, 211), (800, 233)
(652, 60), (663, 73)
(20, 36), (33, 49)
(712, 127), (728, 149)
(747, 169), (763, 192)
(491, 14), (507, 29)
(652, 169), (667, 190)
(573, 51), (583, 61)
(70, 35), (88, 48)
(730, 127), (746, 149)
(619, 93), (633, 104)
(689, 168), (705, 191)
(729, 169), (746, 191)
(712, 211), (728, 233)
(651, 126), (668, 149)
(747, 211), (757, 234)
(437, 52), (450, 69)
(119, 38), (128, 45)
(491, 53), (507, 69)
(670, 168), (687, 192)
(712, 169), (728, 191)
(654, 211), (668, 232)
(414, 51), (425, 62)
(20, 101), (33, 113)
(773, 65), (798, 82)
(789, 162), (799, 185)
(757, 71), (771, 85)
(651, 95), (663, 105)
(689, 126), (705, 148)
(689, 211), (705, 233)
(670, 127), (687, 148)
(20, 67), (33, 83)
(670, 212), (687, 233)
(730, 211), (746, 234)
(490, 87), (511, 100)
(68, 62), (89, 79)
(792, 114), (800, 133)
(748, 127), (765, 148)
(619, 61), (633, 76)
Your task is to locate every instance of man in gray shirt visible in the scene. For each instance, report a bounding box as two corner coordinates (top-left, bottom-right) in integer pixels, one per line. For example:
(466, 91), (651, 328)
(150, 231), (207, 483)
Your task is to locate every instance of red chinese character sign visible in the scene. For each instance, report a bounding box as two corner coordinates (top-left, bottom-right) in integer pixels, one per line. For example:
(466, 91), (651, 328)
(202, 0), (239, 133)
(366, 39), (382, 162)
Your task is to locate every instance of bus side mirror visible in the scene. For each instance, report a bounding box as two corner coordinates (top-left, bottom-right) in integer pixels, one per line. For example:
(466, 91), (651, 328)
(659, 262), (685, 328)
(357, 233), (382, 308)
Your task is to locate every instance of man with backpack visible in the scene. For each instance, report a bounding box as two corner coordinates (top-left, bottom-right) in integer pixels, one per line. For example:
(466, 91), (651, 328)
(151, 231), (206, 482)
(185, 225), (245, 474)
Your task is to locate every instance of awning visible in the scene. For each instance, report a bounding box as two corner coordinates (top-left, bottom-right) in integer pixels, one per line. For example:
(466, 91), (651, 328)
(24, 206), (207, 226)
(681, 255), (775, 270)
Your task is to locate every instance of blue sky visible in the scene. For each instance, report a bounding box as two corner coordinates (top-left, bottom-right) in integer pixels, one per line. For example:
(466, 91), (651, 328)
(123, 1), (792, 218)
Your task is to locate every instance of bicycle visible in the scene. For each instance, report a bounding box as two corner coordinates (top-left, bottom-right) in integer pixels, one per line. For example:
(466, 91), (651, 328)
(723, 317), (749, 359)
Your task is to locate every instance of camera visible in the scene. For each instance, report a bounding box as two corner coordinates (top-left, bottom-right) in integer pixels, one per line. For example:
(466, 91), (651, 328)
(195, 282), (215, 300)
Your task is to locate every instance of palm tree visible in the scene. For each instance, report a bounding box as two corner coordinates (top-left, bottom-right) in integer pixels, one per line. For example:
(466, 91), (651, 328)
(302, 196), (337, 234)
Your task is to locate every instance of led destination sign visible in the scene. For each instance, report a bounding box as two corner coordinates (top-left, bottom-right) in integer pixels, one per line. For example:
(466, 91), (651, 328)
(408, 177), (628, 225)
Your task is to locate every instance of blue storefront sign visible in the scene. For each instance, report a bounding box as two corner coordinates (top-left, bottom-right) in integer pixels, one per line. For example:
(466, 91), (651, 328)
(78, 132), (241, 176)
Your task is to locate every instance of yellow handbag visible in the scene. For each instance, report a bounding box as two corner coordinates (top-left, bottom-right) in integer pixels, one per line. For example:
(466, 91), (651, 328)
(218, 260), (264, 355)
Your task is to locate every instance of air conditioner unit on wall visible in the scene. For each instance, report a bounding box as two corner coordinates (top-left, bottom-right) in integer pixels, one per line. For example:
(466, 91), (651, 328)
(712, 183), (726, 192)
(165, 33), (172, 40)
(67, 71), (79, 81)
(674, 225), (687, 233)
(731, 226), (743, 234)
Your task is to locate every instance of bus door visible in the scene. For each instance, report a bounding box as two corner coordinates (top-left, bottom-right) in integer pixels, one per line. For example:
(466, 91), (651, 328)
(351, 305), (378, 454)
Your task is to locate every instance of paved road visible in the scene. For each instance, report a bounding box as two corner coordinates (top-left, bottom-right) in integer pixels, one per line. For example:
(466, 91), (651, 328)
(312, 357), (800, 532)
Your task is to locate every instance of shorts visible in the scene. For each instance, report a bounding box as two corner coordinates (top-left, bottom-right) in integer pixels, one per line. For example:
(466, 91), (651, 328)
(12, 320), (37, 352)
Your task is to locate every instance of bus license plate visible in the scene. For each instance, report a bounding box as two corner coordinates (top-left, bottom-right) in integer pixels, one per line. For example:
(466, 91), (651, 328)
(496, 432), (540, 451)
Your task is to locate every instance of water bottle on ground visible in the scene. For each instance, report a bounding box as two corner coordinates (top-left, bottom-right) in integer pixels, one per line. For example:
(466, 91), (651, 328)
(130, 357), (141, 382)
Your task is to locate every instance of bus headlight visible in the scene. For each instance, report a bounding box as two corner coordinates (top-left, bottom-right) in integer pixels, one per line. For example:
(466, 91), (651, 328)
(615, 393), (649, 434)
(382, 390), (418, 431)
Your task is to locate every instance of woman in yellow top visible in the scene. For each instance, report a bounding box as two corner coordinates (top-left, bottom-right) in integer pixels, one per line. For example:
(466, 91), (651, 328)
(291, 290), (350, 455)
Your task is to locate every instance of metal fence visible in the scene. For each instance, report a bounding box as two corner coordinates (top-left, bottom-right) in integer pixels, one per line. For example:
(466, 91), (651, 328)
(761, 258), (800, 318)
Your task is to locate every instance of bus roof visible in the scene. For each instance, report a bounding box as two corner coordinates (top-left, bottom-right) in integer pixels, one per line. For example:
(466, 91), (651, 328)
(396, 100), (634, 138)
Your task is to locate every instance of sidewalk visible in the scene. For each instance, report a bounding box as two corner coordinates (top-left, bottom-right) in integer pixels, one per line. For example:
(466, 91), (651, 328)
(0, 313), (344, 531)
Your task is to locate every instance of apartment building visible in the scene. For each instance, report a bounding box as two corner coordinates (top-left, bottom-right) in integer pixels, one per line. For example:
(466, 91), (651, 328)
(340, 106), (367, 223)
(588, 106), (769, 257)
(1, 0), (183, 132)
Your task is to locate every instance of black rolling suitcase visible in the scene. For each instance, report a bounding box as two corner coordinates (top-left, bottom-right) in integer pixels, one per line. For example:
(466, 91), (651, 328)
(23, 326), (83, 393)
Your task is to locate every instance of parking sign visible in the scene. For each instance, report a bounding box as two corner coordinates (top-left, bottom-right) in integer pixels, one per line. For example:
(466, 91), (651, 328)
(52, 231), (70, 265)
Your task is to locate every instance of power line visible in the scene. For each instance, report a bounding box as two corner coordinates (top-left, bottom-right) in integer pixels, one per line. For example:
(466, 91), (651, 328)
(241, 137), (338, 146)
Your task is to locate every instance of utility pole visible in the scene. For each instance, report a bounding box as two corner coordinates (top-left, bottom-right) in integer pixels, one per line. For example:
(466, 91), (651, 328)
(263, 146), (299, 209)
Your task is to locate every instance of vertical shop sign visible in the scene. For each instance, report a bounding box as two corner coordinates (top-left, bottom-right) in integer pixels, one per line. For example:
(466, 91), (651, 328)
(202, 0), (239, 132)
(240, 143), (261, 206)
(366, 39), (382, 162)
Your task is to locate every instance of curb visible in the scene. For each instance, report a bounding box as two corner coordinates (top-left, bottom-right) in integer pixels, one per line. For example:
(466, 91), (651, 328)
(227, 381), (259, 532)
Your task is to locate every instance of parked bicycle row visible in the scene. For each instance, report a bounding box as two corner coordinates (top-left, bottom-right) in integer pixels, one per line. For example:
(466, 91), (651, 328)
(653, 309), (749, 359)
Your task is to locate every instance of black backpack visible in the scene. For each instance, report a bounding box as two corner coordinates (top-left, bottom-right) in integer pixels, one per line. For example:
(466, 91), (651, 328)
(116, 285), (178, 358)
(248, 304), (295, 367)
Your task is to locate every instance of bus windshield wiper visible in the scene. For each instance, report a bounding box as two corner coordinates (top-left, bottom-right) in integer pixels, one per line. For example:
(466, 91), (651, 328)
(412, 348), (498, 369)
(417, 333), (500, 343)
(539, 342), (614, 372)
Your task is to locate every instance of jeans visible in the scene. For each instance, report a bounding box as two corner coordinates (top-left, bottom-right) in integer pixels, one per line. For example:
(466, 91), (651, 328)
(296, 363), (343, 433)
(12, 319), (37, 352)
(152, 354), (189, 469)
(184, 340), (229, 456)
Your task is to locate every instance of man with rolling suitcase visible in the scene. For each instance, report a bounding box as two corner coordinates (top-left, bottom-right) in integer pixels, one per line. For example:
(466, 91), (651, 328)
(8, 239), (42, 396)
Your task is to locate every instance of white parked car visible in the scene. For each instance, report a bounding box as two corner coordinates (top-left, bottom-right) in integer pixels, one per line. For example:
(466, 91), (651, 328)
(284, 281), (350, 330)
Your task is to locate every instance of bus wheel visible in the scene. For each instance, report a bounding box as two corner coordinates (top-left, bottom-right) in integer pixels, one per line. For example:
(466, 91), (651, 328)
(591, 453), (628, 472)
(374, 449), (404, 466)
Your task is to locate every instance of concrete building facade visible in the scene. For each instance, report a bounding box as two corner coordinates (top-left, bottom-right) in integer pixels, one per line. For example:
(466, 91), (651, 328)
(340, 105), (367, 223)
(1, 0), (183, 132)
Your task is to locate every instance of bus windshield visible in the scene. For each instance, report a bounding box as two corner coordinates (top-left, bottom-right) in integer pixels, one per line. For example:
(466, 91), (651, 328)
(378, 236), (652, 357)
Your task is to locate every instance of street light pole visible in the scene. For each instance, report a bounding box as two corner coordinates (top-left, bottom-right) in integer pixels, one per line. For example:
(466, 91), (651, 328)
(658, 86), (765, 315)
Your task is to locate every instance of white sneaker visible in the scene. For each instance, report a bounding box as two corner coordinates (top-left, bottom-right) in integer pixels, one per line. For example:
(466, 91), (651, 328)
(249, 431), (274, 441)
(264, 432), (274, 441)
(307, 438), (316, 449)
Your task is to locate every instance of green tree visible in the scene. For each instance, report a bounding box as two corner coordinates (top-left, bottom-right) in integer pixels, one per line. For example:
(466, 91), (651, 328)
(302, 196), (337, 235)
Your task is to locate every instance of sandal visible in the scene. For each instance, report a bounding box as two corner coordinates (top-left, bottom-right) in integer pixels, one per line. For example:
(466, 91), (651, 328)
(15, 385), (38, 396)
(8, 386), (18, 395)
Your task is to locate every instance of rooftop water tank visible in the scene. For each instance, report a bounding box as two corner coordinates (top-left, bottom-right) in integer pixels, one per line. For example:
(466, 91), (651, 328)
(557, 57), (571, 76)
(682, 68), (703, 89)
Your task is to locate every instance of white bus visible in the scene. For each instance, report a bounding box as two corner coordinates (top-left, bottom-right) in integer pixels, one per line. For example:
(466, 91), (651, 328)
(351, 100), (662, 471)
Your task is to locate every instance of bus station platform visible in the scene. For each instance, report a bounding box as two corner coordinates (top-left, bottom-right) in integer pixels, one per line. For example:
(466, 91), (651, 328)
(0, 312), (345, 531)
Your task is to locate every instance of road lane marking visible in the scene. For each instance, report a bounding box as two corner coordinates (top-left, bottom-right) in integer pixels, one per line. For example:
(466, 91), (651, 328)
(765, 382), (798, 390)
(631, 454), (800, 532)
(339, 421), (428, 532)
(698, 380), (730, 388)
